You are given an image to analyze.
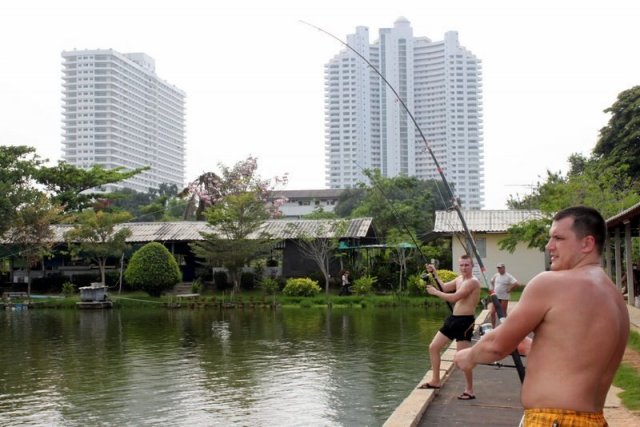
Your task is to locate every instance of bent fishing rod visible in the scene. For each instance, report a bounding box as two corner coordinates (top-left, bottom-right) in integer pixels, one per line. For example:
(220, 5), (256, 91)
(353, 164), (453, 311)
(303, 21), (525, 383)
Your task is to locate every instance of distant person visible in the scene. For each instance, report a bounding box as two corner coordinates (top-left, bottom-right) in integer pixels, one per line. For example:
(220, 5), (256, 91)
(417, 255), (481, 401)
(488, 263), (519, 327)
(339, 270), (351, 296)
(455, 206), (629, 426)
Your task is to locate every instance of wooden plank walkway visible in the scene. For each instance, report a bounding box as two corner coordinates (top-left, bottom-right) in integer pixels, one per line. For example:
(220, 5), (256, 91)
(417, 356), (524, 426)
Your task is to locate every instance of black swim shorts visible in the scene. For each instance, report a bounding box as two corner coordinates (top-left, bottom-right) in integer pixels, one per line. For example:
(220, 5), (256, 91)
(440, 315), (475, 341)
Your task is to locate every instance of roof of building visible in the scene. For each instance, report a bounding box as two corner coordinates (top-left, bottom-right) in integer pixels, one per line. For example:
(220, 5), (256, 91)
(4, 218), (374, 244)
(433, 210), (544, 233)
(270, 189), (345, 199)
(605, 201), (640, 229)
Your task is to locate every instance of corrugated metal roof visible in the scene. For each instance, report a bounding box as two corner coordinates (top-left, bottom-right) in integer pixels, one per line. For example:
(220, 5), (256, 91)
(5, 218), (374, 243)
(254, 217), (373, 239)
(605, 201), (640, 228)
(433, 210), (544, 233)
(270, 189), (345, 199)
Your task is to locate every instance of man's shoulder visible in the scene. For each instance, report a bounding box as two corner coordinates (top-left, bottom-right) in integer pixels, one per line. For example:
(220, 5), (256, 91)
(463, 275), (481, 287)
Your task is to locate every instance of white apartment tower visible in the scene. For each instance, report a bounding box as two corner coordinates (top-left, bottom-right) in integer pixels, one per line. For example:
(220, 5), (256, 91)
(324, 18), (484, 208)
(61, 49), (186, 193)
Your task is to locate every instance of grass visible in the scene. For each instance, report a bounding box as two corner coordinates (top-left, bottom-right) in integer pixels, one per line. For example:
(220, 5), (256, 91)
(613, 330), (640, 411)
(628, 329), (640, 353)
(21, 289), (453, 310)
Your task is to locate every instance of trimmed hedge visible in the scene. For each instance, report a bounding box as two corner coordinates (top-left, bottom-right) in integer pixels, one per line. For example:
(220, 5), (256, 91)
(124, 242), (181, 297)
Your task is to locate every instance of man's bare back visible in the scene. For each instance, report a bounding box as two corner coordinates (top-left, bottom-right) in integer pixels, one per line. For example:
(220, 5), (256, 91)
(519, 266), (628, 411)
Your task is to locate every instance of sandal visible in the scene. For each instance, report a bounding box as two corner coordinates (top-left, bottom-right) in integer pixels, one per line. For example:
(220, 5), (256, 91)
(457, 392), (476, 400)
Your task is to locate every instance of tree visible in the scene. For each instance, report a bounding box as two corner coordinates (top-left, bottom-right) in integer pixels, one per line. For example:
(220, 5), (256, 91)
(109, 183), (186, 222)
(593, 85), (640, 182)
(124, 242), (181, 297)
(64, 210), (133, 284)
(504, 166), (640, 252)
(7, 193), (61, 296)
(503, 87), (640, 252)
(35, 162), (148, 212)
(341, 170), (448, 241)
(190, 158), (286, 293)
(291, 220), (348, 296)
(178, 172), (223, 220)
(0, 145), (43, 237)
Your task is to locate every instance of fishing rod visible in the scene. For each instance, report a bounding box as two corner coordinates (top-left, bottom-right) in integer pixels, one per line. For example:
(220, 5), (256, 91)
(353, 164), (453, 311)
(303, 21), (525, 383)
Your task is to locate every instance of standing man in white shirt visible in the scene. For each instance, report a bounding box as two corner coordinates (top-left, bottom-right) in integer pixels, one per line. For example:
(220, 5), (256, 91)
(489, 263), (519, 327)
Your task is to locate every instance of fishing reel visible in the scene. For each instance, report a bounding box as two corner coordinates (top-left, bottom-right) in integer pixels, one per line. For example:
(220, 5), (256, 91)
(420, 272), (433, 283)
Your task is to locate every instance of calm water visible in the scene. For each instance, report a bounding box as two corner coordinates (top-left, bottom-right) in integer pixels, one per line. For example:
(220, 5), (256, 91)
(0, 305), (447, 426)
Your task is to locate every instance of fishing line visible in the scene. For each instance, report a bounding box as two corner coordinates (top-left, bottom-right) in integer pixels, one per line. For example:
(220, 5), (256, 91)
(303, 20), (526, 382)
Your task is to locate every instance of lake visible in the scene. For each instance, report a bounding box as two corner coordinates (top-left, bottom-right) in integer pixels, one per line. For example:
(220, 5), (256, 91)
(0, 305), (447, 426)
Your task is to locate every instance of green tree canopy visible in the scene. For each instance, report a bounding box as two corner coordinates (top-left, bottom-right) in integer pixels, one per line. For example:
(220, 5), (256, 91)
(35, 162), (148, 212)
(190, 158), (284, 293)
(593, 85), (640, 182)
(64, 210), (133, 284)
(6, 193), (61, 295)
(336, 170), (449, 241)
(504, 86), (640, 252)
(0, 146), (43, 236)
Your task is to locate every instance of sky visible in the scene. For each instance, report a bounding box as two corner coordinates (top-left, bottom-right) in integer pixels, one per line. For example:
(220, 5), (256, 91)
(1, 1), (638, 209)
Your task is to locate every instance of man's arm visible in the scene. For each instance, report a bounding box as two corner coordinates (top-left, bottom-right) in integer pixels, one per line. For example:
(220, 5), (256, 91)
(427, 266), (457, 293)
(455, 273), (549, 370)
(508, 274), (519, 292)
(427, 278), (476, 303)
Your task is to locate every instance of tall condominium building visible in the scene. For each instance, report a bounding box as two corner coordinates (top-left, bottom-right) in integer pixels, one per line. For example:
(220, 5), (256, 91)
(324, 18), (484, 209)
(61, 49), (186, 193)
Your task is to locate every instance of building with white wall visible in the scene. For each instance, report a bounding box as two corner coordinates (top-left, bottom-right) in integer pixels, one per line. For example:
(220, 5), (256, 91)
(61, 49), (186, 193)
(324, 18), (484, 209)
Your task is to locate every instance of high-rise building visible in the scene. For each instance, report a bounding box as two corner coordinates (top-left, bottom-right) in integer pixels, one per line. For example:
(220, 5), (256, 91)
(61, 49), (186, 193)
(324, 18), (484, 209)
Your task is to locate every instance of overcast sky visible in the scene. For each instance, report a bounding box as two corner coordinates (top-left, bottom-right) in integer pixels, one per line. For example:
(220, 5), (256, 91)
(1, 1), (638, 209)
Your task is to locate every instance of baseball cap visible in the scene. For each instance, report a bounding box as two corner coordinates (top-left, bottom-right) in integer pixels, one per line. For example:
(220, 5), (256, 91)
(496, 263), (505, 268)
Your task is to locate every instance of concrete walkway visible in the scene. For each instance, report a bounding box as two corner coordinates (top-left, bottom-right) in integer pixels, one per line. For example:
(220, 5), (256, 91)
(384, 304), (640, 427)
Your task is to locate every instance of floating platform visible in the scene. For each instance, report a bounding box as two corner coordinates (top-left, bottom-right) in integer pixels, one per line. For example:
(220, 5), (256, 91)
(76, 301), (113, 309)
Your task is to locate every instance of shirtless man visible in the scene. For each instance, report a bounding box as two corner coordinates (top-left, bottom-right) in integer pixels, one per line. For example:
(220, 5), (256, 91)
(417, 254), (481, 400)
(455, 206), (629, 425)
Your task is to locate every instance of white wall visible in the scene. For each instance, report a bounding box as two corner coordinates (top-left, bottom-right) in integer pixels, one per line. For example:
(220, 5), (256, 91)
(452, 232), (546, 286)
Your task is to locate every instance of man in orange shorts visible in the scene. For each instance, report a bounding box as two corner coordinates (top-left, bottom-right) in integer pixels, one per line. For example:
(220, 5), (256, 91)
(455, 206), (629, 426)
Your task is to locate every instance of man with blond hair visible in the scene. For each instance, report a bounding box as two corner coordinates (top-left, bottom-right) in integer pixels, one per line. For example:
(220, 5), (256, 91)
(417, 254), (481, 400)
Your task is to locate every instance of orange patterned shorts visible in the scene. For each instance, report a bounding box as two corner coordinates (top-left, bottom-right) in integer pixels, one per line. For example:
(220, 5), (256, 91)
(523, 408), (607, 426)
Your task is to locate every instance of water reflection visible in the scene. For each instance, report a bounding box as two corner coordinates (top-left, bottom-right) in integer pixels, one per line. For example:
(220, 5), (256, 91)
(0, 306), (447, 426)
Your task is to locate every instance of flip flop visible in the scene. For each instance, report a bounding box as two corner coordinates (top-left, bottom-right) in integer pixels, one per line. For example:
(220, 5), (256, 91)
(457, 392), (476, 400)
(417, 382), (440, 389)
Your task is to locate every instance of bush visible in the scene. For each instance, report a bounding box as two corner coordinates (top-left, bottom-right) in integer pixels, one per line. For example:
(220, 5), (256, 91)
(260, 277), (279, 295)
(191, 278), (203, 294)
(62, 282), (76, 297)
(124, 242), (182, 297)
(435, 269), (457, 284)
(282, 277), (322, 297)
(351, 275), (377, 295)
(406, 273), (426, 296)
